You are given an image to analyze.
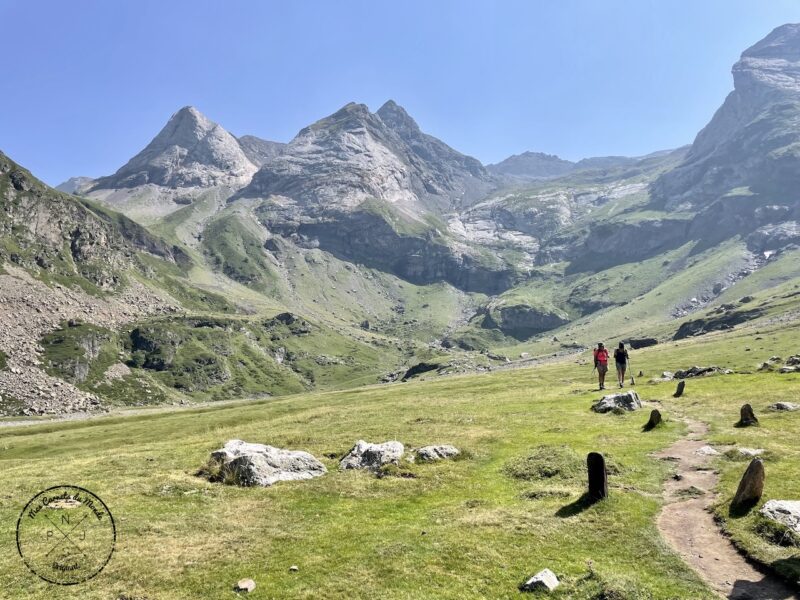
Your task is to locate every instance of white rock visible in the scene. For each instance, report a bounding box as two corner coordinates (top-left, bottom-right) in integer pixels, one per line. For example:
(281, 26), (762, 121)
(738, 447), (764, 457)
(591, 391), (642, 413)
(235, 578), (256, 592)
(340, 440), (404, 471)
(209, 439), (327, 487)
(415, 445), (460, 461)
(760, 500), (800, 533)
(695, 445), (720, 456)
(520, 568), (560, 592)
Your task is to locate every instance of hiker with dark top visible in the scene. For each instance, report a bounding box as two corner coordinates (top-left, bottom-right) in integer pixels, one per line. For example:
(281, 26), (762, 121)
(614, 342), (629, 388)
(593, 342), (610, 390)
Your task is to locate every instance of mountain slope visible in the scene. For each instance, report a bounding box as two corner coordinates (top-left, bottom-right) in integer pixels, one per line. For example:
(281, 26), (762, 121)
(91, 106), (258, 189)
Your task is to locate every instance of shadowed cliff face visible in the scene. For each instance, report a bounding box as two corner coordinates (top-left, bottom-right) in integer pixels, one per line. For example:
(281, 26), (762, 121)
(650, 24), (800, 211)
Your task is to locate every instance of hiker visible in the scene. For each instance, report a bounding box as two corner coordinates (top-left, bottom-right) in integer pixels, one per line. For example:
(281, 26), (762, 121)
(614, 342), (629, 388)
(593, 342), (610, 390)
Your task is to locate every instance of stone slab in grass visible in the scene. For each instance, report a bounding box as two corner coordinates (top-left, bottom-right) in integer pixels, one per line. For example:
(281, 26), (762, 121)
(591, 390), (642, 413)
(209, 439), (327, 487)
(339, 440), (404, 471)
(760, 500), (800, 534)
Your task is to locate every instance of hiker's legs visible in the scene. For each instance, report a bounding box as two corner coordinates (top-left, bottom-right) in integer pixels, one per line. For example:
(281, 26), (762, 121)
(598, 364), (607, 389)
(617, 364), (625, 386)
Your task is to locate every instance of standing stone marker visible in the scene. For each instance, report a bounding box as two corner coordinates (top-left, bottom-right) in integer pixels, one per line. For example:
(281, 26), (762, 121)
(731, 458), (765, 513)
(644, 409), (662, 431)
(738, 403), (758, 426)
(587, 452), (608, 502)
(673, 380), (685, 398)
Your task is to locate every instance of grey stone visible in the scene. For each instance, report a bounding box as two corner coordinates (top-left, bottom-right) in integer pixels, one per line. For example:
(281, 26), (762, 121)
(696, 445), (720, 456)
(769, 402), (800, 411)
(591, 390), (642, 413)
(760, 500), (800, 533)
(731, 458), (765, 512)
(415, 445), (460, 461)
(209, 439), (327, 487)
(738, 447), (764, 457)
(234, 578), (256, 593)
(339, 440), (404, 471)
(520, 568), (560, 592)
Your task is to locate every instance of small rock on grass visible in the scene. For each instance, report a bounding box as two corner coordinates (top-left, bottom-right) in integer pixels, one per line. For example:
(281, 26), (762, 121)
(520, 568), (560, 592)
(769, 402), (800, 412)
(760, 500), (800, 533)
(695, 445), (720, 456)
(235, 578), (256, 593)
(289, 565), (299, 572)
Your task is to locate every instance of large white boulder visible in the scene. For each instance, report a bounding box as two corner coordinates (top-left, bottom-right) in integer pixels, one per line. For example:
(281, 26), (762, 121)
(209, 439), (327, 487)
(591, 390), (642, 413)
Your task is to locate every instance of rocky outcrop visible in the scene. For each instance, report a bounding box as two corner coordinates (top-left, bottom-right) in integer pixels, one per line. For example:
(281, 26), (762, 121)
(673, 310), (763, 339)
(339, 440), (404, 471)
(208, 439), (327, 486)
(479, 300), (569, 340)
(55, 176), (95, 195)
(651, 24), (800, 210)
(1, 152), (183, 289)
(92, 106), (257, 189)
(237, 135), (286, 167)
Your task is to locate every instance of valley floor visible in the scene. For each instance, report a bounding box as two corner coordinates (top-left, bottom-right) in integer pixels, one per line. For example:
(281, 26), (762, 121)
(1, 320), (799, 599)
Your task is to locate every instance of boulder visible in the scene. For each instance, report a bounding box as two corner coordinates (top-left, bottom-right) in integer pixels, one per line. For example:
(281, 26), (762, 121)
(415, 445), (460, 461)
(731, 458), (765, 512)
(591, 390), (642, 413)
(234, 579), (256, 593)
(627, 338), (658, 349)
(769, 402), (800, 412)
(209, 439), (327, 487)
(520, 568), (560, 593)
(340, 440), (404, 470)
(760, 500), (800, 534)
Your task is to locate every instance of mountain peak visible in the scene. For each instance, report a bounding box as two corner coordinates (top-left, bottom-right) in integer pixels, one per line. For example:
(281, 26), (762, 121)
(734, 23), (800, 95)
(376, 100), (420, 134)
(92, 106), (257, 189)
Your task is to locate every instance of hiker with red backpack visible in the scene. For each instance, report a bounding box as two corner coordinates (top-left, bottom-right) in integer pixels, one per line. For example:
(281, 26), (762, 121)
(593, 342), (610, 390)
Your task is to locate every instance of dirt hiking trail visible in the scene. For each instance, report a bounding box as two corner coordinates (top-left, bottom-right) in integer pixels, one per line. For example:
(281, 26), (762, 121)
(655, 418), (798, 599)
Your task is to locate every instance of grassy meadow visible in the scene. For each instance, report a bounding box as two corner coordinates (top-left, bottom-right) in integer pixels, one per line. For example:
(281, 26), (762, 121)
(1, 319), (799, 599)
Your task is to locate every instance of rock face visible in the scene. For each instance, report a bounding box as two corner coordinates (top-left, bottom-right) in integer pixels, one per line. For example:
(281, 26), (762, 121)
(415, 445), (460, 461)
(92, 106), (258, 189)
(760, 500), (800, 533)
(652, 24), (800, 211)
(209, 439), (327, 487)
(591, 390), (642, 413)
(237, 135), (286, 166)
(479, 300), (570, 339)
(520, 568), (560, 592)
(731, 458), (765, 512)
(339, 440), (404, 471)
(55, 176), (95, 195)
(236, 101), (513, 294)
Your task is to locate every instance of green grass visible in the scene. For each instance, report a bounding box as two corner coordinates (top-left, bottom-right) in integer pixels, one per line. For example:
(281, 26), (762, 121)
(6, 318), (800, 598)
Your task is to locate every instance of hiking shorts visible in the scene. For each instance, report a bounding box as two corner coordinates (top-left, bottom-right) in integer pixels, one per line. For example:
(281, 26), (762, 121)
(597, 363), (608, 374)
(616, 361), (627, 371)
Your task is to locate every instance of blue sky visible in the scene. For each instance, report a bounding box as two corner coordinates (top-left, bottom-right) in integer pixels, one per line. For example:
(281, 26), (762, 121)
(1, 0), (798, 185)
